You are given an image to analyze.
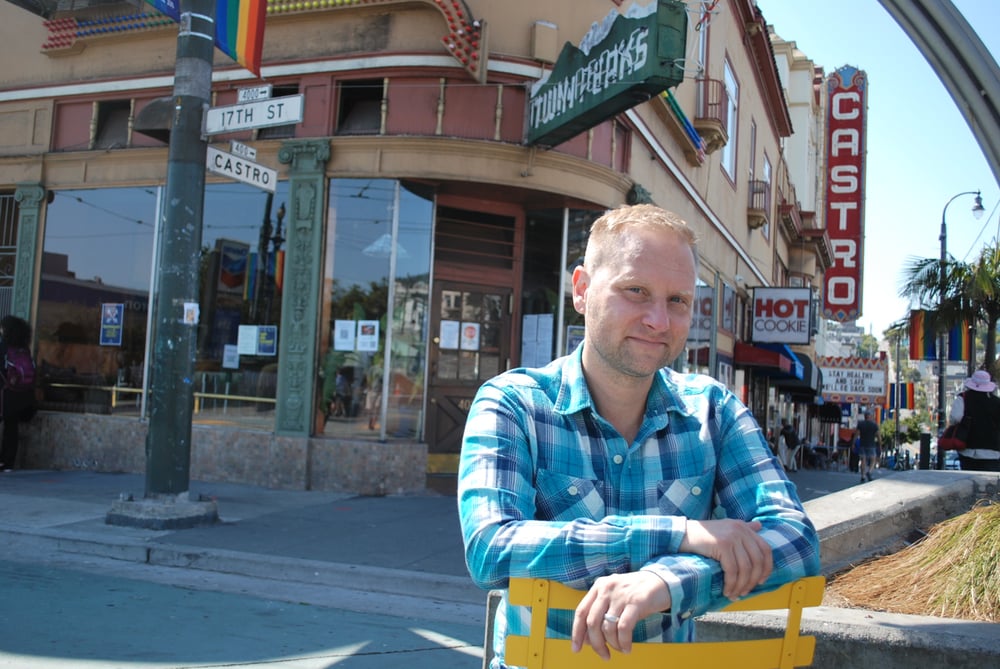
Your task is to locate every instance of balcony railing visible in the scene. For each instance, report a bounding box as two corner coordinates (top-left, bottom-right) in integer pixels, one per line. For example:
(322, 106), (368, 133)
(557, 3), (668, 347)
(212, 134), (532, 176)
(747, 179), (771, 229)
(693, 78), (729, 154)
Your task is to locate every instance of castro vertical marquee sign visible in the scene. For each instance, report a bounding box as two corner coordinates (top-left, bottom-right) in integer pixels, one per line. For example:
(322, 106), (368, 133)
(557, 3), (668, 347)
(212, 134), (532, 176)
(823, 65), (868, 322)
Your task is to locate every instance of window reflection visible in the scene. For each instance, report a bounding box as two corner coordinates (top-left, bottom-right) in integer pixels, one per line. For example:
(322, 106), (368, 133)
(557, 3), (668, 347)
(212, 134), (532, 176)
(37, 182), (293, 428)
(319, 179), (433, 440)
(37, 187), (156, 415)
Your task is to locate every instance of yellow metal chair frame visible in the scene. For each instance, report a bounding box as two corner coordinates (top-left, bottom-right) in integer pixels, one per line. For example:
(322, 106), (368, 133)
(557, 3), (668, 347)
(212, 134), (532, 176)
(504, 575), (825, 669)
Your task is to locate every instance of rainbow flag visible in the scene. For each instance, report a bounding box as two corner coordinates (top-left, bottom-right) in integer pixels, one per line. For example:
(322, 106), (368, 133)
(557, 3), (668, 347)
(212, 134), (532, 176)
(947, 320), (971, 361)
(908, 309), (936, 360)
(888, 383), (915, 409)
(215, 0), (266, 77)
(146, 0), (266, 76)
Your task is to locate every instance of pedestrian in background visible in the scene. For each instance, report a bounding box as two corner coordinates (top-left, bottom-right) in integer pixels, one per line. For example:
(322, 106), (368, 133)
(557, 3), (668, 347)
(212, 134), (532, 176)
(856, 410), (880, 483)
(779, 418), (801, 472)
(949, 370), (1000, 472)
(458, 204), (819, 667)
(0, 314), (35, 471)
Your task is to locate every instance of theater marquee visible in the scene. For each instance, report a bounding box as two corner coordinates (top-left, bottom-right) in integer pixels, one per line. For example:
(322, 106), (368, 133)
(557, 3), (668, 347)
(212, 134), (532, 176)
(823, 65), (868, 322)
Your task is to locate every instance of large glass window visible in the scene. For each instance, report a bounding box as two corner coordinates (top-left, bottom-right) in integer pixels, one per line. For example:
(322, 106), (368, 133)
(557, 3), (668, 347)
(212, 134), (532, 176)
(559, 209), (602, 357)
(195, 182), (293, 429)
(38, 187), (157, 415)
(319, 179), (433, 440)
(38, 181), (293, 427)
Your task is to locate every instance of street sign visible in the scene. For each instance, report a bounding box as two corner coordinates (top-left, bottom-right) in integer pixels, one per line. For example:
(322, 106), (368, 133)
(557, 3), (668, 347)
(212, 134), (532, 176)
(230, 140), (257, 160)
(206, 146), (276, 193)
(237, 84), (272, 104)
(203, 94), (304, 135)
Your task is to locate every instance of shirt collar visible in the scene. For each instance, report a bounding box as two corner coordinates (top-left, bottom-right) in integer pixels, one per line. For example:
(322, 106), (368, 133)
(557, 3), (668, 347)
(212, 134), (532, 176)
(554, 344), (691, 426)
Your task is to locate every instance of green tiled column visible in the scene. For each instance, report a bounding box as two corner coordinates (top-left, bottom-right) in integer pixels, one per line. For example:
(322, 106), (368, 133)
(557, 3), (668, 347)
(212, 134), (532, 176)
(274, 140), (330, 436)
(12, 182), (45, 321)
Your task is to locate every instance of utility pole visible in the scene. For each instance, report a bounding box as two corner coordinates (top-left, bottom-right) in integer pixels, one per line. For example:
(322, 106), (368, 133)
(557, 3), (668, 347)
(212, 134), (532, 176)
(107, 0), (219, 528)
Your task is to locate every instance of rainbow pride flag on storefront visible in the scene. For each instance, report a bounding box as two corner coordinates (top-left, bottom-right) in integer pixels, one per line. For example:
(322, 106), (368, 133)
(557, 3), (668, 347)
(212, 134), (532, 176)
(147, 0), (266, 77)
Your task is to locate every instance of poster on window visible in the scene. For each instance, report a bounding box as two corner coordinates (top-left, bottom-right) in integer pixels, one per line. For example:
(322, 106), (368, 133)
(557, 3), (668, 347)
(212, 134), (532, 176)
(237, 325), (258, 354)
(439, 320), (460, 350)
(257, 325), (277, 356)
(215, 239), (250, 295)
(334, 319), (355, 351)
(357, 320), (379, 352)
(460, 322), (481, 351)
(100, 303), (124, 346)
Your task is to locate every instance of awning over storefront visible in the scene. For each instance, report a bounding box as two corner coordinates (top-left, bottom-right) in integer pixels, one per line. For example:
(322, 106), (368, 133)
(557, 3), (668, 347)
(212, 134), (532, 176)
(819, 402), (845, 424)
(733, 342), (803, 379)
(773, 354), (823, 397)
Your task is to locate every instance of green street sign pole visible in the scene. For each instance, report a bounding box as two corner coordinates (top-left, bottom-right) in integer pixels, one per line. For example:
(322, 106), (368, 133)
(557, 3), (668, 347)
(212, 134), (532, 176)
(145, 0), (215, 498)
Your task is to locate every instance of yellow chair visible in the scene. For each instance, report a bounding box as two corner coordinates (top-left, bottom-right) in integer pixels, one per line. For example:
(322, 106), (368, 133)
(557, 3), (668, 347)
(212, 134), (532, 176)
(503, 575), (825, 669)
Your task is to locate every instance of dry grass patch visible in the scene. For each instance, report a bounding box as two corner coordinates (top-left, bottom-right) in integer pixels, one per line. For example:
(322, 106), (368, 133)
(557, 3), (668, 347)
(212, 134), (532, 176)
(828, 501), (1000, 622)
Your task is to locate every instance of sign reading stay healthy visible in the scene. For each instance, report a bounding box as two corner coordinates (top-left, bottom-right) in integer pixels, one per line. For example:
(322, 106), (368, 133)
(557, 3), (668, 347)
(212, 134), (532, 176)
(526, 0), (686, 147)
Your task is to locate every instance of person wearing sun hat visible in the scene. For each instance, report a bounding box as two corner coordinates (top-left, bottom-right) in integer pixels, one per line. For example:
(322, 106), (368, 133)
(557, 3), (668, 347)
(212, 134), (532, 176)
(948, 369), (1000, 471)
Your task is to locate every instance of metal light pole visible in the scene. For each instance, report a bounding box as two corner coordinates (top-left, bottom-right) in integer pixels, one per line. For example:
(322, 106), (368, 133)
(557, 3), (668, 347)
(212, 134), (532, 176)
(937, 191), (984, 444)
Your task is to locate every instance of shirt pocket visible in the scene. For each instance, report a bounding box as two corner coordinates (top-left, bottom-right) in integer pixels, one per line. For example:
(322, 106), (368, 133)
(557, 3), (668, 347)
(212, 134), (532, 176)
(656, 474), (713, 519)
(534, 469), (607, 521)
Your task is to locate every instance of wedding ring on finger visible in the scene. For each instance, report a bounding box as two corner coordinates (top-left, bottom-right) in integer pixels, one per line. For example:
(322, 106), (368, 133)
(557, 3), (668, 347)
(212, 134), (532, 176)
(603, 613), (620, 624)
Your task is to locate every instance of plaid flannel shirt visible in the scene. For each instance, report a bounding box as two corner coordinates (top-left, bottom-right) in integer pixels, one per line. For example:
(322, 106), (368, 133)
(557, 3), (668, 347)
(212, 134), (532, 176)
(458, 346), (820, 668)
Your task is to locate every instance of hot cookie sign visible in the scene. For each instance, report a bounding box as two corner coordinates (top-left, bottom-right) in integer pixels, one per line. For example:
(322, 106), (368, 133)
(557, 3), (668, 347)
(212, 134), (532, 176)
(751, 287), (812, 345)
(823, 65), (868, 322)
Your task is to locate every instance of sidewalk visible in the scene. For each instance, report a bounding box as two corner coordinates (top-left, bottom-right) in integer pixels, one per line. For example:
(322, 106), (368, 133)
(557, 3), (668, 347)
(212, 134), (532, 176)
(0, 469), (484, 612)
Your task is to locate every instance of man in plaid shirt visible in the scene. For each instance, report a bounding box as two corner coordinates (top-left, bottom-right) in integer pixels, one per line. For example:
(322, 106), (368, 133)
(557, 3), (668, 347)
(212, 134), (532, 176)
(458, 204), (820, 668)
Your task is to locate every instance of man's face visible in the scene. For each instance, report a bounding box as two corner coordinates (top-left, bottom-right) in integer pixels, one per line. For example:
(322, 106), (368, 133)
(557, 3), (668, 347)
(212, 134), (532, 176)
(572, 226), (696, 380)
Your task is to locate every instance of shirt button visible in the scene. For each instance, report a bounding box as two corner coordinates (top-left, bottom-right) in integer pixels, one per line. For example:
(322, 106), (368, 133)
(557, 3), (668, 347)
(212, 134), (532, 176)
(613, 454), (624, 465)
(568, 486), (579, 496)
(691, 486), (702, 496)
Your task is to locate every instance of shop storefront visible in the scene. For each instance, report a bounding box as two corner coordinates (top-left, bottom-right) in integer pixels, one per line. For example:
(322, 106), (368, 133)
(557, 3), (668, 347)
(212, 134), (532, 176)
(1, 0), (826, 492)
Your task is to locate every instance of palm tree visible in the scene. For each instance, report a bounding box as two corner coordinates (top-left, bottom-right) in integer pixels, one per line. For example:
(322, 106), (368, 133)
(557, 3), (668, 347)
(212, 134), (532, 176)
(898, 241), (1000, 379)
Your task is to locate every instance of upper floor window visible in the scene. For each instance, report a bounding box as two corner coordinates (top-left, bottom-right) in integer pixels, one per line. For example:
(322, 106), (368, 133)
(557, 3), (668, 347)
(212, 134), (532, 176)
(720, 60), (738, 180)
(761, 155), (772, 239)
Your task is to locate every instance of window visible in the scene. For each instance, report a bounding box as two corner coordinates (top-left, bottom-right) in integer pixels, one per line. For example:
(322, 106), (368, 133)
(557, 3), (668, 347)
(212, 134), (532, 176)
(762, 155), (772, 239)
(319, 179), (433, 439)
(93, 100), (131, 150)
(256, 84), (299, 139)
(337, 79), (383, 135)
(720, 60), (739, 180)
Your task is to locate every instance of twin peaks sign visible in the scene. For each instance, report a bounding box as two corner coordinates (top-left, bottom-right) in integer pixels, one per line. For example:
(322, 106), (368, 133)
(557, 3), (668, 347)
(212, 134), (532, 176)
(527, 0), (687, 147)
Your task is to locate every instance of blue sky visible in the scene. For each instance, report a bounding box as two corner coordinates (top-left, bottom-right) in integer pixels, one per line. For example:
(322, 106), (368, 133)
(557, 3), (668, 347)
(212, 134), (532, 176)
(755, 0), (999, 339)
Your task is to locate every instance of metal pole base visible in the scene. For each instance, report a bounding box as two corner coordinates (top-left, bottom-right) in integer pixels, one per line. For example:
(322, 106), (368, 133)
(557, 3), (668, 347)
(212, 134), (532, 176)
(105, 492), (219, 530)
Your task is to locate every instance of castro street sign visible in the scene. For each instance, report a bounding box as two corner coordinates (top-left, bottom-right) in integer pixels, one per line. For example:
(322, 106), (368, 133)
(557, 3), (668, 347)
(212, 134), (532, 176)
(526, 0), (687, 147)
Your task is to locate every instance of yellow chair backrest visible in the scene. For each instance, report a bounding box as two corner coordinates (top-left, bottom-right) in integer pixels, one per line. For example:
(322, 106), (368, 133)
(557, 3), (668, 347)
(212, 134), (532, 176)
(504, 575), (825, 669)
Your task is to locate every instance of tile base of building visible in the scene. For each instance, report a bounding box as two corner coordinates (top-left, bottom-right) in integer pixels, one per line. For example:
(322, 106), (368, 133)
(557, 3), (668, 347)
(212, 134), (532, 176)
(20, 412), (428, 496)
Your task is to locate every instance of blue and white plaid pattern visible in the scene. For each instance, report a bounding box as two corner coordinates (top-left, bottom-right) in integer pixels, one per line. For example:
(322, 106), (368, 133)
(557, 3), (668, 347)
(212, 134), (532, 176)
(458, 346), (820, 668)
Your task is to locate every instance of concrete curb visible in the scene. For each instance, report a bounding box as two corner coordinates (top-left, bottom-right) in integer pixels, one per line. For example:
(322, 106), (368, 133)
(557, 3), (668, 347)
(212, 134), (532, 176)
(0, 523), (485, 607)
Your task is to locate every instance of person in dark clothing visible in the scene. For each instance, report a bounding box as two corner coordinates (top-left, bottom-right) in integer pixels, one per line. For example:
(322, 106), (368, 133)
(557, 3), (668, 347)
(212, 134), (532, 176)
(948, 370), (1000, 472)
(0, 314), (34, 471)
(856, 410), (880, 483)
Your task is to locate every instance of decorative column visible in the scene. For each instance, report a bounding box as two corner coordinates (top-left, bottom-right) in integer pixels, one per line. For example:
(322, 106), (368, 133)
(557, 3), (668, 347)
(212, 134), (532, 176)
(275, 139), (330, 436)
(12, 183), (45, 320)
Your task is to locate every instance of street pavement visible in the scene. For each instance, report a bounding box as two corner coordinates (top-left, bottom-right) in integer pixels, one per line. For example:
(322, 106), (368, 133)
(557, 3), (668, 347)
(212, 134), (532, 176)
(0, 465), (871, 668)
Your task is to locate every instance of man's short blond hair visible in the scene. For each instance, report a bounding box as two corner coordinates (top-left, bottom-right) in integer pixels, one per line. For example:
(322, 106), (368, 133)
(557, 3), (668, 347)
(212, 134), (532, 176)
(584, 203), (699, 270)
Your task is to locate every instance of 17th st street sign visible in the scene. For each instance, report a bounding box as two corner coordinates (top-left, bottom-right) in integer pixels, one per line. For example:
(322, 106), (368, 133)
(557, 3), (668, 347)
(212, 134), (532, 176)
(203, 94), (304, 135)
(206, 146), (276, 193)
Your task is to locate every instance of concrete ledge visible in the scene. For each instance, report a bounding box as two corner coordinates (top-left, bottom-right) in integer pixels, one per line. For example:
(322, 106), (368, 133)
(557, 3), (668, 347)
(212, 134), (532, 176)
(695, 470), (1000, 669)
(805, 469), (1000, 573)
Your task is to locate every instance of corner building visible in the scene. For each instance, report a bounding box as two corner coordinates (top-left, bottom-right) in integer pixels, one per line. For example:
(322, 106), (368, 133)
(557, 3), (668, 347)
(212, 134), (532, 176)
(0, 0), (829, 493)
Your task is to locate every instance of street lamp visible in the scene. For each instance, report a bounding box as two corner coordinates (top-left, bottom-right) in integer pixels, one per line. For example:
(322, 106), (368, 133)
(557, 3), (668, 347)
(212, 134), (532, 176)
(937, 191), (984, 447)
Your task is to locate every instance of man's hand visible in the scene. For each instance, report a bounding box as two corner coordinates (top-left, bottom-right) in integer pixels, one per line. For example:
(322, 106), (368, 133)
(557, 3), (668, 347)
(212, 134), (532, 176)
(570, 571), (670, 660)
(680, 518), (773, 600)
